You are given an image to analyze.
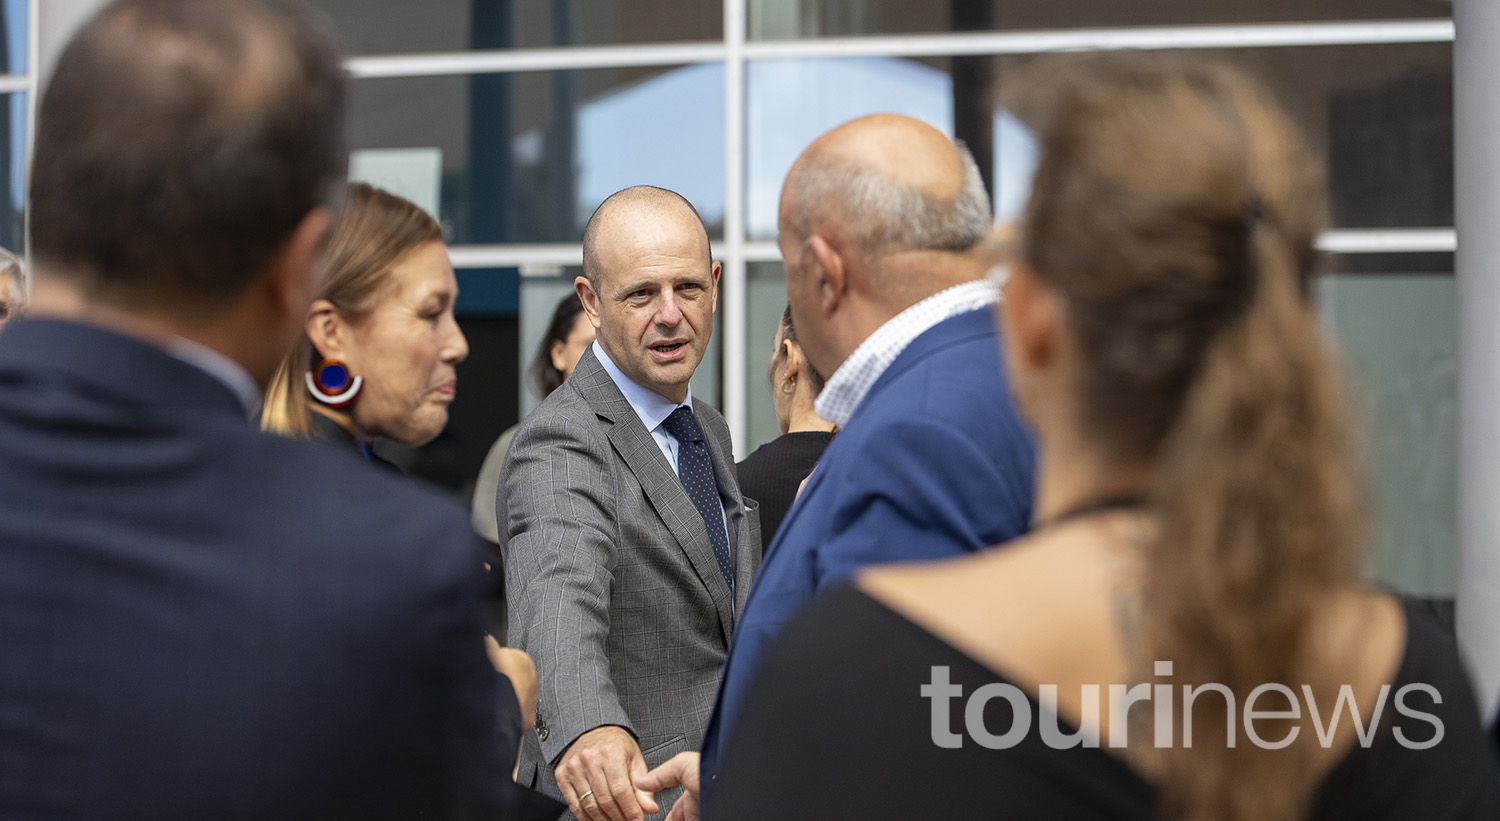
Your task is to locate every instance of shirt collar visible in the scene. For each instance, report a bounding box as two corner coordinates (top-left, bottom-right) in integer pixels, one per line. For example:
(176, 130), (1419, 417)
(814, 279), (999, 428)
(593, 340), (692, 432)
(163, 336), (262, 416)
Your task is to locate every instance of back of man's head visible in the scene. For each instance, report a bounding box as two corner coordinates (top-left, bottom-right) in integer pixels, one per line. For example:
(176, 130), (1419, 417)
(783, 115), (990, 263)
(30, 0), (347, 311)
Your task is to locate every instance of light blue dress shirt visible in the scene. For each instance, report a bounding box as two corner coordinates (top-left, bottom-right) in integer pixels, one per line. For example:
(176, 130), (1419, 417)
(593, 340), (729, 532)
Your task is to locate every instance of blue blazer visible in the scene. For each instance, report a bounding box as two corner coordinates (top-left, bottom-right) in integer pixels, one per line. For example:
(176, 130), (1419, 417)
(700, 306), (1036, 781)
(0, 319), (559, 820)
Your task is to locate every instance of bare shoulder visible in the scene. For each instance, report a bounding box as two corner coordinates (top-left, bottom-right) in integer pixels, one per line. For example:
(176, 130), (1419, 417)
(855, 532), (1044, 621)
(855, 531), (1123, 684)
(1304, 587), (1407, 694)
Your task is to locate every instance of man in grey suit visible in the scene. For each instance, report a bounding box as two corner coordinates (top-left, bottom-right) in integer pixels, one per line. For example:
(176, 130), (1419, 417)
(500, 186), (759, 821)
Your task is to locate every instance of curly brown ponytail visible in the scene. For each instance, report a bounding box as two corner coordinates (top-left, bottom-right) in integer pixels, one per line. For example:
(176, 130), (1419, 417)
(1018, 56), (1365, 821)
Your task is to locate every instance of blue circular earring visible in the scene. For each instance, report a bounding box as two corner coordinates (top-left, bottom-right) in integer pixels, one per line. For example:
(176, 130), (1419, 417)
(304, 358), (362, 408)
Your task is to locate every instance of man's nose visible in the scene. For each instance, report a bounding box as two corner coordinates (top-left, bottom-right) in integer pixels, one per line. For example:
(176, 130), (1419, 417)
(655, 293), (683, 327)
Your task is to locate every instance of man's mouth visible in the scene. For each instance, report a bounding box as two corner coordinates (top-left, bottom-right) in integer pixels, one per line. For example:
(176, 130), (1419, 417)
(650, 340), (687, 360)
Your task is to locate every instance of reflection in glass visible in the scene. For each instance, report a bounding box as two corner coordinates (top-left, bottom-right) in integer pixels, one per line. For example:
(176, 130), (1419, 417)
(350, 66), (724, 245)
(748, 0), (1447, 40)
(1316, 275), (1456, 598)
(309, 0), (720, 55)
(0, 91), (21, 255)
(748, 44), (1452, 236)
(995, 44), (1453, 230)
(745, 262), (790, 452)
(2, 0), (23, 75)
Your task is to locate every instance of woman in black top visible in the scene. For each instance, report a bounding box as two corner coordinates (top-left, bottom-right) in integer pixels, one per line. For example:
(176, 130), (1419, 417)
(699, 56), (1500, 820)
(736, 305), (835, 548)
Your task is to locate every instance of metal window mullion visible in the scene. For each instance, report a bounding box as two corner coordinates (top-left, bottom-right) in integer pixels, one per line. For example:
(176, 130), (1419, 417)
(22, 0), (35, 285)
(341, 19), (1453, 82)
(740, 19), (1454, 61)
(448, 230), (1460, 272)
(1317, 228), (1456, 254)
(723, 0), (748, 458)
(346, 41), (727, 79)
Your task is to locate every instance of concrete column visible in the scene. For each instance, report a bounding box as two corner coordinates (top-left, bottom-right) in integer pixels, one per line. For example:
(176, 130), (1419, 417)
(1455, 0), (1500, 721)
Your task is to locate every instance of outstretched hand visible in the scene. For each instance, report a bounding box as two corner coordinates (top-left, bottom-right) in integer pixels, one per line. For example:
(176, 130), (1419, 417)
(637, 752), (702, 821)
(556, 726), (660, 821)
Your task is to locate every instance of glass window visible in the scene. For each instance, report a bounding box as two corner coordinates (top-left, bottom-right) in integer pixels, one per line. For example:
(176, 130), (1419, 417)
(0, 91), (23, 255)
(749, 0), (1448, 40)
(995, 44), (1453, 231)
(309, 0), (721, 55)
(1315, 274), (1456, 597)
(2, 0), (24, 75)
(745, 262), (791, 452)
(350, 65), (725, 245)
(747, 44), (1452, 238)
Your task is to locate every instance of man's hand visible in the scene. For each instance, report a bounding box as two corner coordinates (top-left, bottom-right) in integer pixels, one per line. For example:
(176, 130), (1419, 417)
(636, 752), (701, 821)
(485, 638), (537, 734)
(556, 726), (660, 821)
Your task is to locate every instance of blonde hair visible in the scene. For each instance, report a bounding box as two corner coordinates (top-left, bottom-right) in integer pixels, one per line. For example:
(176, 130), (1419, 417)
(261, 182), (444, 438)
(1017, 55), (1363, 821)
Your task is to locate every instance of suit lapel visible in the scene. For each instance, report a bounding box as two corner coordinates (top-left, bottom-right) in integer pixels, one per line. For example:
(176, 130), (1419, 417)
(574, 350), (737, 638)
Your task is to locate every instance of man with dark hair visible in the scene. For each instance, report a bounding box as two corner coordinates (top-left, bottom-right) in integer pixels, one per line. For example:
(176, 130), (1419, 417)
(0, 1), (558, 818)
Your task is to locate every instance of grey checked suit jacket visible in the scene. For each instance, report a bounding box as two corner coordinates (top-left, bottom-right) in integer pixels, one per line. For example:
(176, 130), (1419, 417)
(499, 346), (760, 815)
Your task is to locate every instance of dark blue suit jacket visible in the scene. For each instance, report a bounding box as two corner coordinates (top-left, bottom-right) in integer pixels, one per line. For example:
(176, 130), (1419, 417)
(0, 319), (558, 820)
(700, 306), (1036, 782)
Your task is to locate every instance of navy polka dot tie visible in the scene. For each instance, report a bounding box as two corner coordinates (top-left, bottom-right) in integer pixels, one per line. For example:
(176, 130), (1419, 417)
(661, 406), (734, 588)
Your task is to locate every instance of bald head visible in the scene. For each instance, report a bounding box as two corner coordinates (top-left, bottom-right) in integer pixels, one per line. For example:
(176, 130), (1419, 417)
(583, 186), (712, 289)
(576, 186), (719, 404)
(780, 114), (990, 258)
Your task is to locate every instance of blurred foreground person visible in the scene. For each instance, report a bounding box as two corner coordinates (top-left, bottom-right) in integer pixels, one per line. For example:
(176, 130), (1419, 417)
(262, 182), (469, 466)
(697, 56), (1500, 820)
(734, 305), (834, 548)
(0, 1), (558, 817)
(472, 292), (593, 544)
(0, 246), (22, 330)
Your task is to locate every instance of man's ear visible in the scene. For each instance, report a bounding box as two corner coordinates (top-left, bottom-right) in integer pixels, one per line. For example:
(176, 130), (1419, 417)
(263, 206), (332, 323)
(304, 298), (347, 362)
(709, 259), (722, 313)
(575, 275), (603, 331)
(1001, 262), (1060, 371)
(806, 234), (844, 315)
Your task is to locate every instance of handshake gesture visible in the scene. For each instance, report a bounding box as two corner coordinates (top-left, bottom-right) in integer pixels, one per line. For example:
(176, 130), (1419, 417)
(555, 727), (702, 821)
